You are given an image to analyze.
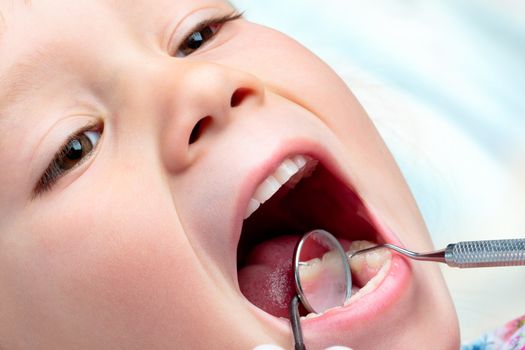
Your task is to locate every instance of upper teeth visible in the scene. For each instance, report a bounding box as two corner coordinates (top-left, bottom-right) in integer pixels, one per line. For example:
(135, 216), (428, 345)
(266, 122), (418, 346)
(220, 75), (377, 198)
(244, 155), (318, 219)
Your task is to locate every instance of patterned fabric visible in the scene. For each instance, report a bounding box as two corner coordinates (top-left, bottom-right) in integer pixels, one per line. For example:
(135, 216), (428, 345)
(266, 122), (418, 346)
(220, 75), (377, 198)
(462, 315), (525, 350)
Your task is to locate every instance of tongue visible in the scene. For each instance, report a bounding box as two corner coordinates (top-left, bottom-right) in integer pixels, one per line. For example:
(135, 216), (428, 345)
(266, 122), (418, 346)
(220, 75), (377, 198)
(238, 235), (300, 318)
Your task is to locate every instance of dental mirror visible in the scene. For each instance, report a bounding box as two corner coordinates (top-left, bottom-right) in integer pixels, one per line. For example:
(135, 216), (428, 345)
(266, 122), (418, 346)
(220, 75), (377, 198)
(292, 229), (352, 314)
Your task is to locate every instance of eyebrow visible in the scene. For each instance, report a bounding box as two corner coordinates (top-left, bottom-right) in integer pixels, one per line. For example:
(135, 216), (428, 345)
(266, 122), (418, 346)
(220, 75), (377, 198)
(0, 45), (55, 108)
(0, 11), (5, 35)
(0, 46), (57, 134)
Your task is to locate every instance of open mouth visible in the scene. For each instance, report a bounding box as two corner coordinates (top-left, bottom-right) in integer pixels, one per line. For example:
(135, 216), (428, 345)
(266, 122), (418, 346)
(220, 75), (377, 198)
(237, 155), (393, 319)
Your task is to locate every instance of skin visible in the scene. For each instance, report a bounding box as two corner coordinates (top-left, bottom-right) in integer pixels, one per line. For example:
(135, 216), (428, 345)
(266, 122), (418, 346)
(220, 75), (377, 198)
(0, 0), (459, 349)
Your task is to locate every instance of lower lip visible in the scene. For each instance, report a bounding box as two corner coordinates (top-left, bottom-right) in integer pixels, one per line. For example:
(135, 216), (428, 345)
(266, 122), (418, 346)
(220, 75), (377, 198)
(301, 253), (411, 333)
(252, 247), (412, 340)
(249, 205), (412, 339)
(299, 205), (412, 332)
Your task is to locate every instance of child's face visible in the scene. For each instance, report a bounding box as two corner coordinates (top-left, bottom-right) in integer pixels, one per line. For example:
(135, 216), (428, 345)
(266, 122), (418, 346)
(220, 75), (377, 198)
(0, 0), (459, 348)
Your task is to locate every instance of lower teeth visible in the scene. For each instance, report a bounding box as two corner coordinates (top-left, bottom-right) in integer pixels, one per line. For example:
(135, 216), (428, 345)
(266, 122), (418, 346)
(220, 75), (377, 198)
(348, 240), (391, 278)
(301, 240), (392, 319)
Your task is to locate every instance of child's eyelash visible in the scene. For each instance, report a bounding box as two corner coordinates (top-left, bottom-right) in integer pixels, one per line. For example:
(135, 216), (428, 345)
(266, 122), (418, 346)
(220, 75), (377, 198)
(33, 121), (103, 198)
(175, 10), (244, 57)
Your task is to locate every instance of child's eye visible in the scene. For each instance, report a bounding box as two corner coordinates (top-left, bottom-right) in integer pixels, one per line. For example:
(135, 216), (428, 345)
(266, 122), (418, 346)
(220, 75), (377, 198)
(174, 11), (243, 57)
(34, 122), (103, 197)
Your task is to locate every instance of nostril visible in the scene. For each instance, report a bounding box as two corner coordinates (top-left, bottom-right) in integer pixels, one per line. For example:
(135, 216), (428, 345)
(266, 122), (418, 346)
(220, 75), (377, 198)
(189, 116), (212, 145)
(230, 88), (252, 108)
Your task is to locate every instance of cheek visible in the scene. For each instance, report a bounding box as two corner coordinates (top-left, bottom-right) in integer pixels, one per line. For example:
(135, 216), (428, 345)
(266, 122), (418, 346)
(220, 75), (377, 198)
(223, 24), (374, 132)
(221, 24), (388, 175)
(8, 176), (210, 342)
(224, 25), (433, 247)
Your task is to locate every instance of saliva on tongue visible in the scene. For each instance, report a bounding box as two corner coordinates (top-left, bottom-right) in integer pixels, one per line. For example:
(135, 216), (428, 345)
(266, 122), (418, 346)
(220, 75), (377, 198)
(238, 234), (350, 318)
(238, 235), (299, 318)
(238, 234), (387, 318)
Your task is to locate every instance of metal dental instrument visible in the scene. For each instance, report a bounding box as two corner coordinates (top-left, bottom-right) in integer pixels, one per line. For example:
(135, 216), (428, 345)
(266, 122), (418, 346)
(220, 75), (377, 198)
(290, 230), (352, 350)
(289, 235), (525, 349)
(293, 230), (352, 313)
(350, 238), (525, 268)
(290, 295), (306, 350)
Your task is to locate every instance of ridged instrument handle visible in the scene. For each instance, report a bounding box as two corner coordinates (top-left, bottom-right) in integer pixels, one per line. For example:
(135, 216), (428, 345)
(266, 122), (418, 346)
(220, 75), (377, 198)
(445, 239), (525, 268)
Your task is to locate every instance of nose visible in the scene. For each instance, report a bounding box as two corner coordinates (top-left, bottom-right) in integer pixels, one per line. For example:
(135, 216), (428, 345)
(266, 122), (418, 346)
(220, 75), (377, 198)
(156, 61), (265, 173)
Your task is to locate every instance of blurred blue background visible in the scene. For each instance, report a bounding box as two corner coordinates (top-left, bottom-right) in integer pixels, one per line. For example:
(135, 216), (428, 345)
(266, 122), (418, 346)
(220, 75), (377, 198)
(232, 0), (525, 342)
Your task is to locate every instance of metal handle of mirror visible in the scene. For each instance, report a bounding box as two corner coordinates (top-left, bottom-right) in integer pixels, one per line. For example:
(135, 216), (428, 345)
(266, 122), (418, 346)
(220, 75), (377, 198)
(351, 239), (525, 268)
(290, 295), (306, 350)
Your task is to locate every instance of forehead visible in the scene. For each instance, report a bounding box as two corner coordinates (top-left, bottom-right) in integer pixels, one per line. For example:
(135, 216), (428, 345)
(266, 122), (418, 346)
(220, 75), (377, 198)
(0, 0), (235, 76)
(0, 0), (234, 116)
